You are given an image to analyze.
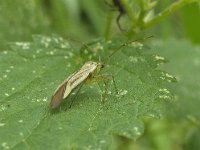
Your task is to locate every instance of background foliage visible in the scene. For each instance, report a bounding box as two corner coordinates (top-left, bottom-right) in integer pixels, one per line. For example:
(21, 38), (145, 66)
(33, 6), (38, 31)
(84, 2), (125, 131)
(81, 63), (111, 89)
(0, 0), (199, 150)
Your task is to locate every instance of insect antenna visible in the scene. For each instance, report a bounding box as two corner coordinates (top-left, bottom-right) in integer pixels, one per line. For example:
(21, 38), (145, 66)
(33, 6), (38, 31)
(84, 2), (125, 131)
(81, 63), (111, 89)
(109, 35), (153, 58)
(66, 36), (153, 66)
(66, 38), (91, 51)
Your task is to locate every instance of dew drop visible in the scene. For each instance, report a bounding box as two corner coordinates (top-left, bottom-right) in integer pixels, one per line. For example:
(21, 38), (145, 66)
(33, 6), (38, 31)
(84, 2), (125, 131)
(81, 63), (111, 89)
(127, 127), (141, 136)
(0, 123), (5, 127)
(46, 37), (52, 42)
(136, 132), (141, 135)
(160, 76), (165, 80)
(107, 40), (112, 44)
(61, 43), (69, 49)
(5, 93), (9, 97)
(0, 105), (7, 111)
(41, 39), (49, 48)
(159, 95), (170, 99)
(68, 52), (74, 57)
(10, 66), (14, 69)
(100, 140), (106, 144)
(148, 113), (155, 118)
(19, 132), (23, 136)
(36, 49), (41, 54)
(129, 56), (138, 63)
(160, 72), (176, 82)
(32, 55), (36, 59)
(116, 89), (128, 97)
(1, 142), (9, 149)
(3, 51), (8, 54)
(18, 120), (23, 123)
(42, 97), (47, 102)
(3, 74), (7, 78)
(6, 69), (10, 73)
(134, 127), (138, 132)
(122, 132), (130, 137)
(84, 49), (89, 54)
(154, 55), (165, 61)
(67, 64), (71, 67)
(159, 88), (170, 94)
(15, 42), (30, 50)
(131, 42), (143, 49)
(58, 127), (63, 130)
(64, 56), (68, 59)
(96, 42), (104, 50)
(49, 51), (54, 55)
(165, 73), (174, 79)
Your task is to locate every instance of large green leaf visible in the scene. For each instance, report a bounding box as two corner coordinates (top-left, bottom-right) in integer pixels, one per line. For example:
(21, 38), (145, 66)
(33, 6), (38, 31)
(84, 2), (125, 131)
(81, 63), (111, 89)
(0, 35), (175, 150)
(152, 39), (200, 120)
(133, 39), (200, 150)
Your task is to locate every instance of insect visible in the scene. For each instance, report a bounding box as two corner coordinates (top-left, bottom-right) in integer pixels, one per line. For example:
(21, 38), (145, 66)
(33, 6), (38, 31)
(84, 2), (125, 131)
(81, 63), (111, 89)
(105, 0), (126, 31)
(50, 36), (152, 109)
(50, 61), (105, 109)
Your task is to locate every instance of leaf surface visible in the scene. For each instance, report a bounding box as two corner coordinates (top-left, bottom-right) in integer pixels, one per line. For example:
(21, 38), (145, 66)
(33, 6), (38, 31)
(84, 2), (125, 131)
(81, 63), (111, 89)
(0, 35), (175, 150)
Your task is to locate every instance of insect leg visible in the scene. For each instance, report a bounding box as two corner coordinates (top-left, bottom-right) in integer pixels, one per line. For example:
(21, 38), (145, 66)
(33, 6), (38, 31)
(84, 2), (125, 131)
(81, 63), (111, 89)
(104, 0), (116, 9)
(116, 12), (124, 31)
(111, 74), (118, 94)
(69, 83), (84, 108)
(94, 73), (118, 95)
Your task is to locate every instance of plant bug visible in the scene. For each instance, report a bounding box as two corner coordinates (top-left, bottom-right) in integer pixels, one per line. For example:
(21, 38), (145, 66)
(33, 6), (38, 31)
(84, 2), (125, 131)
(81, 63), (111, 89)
(50, 61), (105, 109)
(50, 36), (152, 109)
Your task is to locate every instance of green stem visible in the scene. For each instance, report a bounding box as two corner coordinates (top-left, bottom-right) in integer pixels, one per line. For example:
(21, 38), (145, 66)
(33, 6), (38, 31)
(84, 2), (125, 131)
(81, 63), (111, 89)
(121, 0), (138, 24)
(104, 12), (113, 41)
(144, 0), (200, 28)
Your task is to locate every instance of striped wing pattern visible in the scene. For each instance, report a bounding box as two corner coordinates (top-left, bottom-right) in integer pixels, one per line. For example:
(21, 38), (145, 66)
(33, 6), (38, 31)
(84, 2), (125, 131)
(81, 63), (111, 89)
(50, 61), (98, 109)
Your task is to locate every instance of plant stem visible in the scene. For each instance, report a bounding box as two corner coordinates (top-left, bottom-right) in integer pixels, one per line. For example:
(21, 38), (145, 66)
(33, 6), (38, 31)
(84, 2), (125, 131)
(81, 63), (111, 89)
(104, 12), (113, 41)
(144, 0), (200, 28)
(121, 0), (138, 24)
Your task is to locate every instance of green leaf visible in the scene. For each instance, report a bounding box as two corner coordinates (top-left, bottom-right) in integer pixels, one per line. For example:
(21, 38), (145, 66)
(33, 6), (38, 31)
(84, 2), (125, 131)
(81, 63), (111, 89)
(0, 0), (50, 47)
(152, 39), (200, 120)
(0, 35), (175, 150)
(136, 39), (200, 150)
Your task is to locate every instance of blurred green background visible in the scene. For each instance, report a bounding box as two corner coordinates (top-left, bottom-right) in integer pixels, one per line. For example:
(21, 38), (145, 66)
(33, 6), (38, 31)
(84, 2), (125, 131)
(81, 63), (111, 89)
(0, 0), (199, 46)
(0, 0), (200, 150)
